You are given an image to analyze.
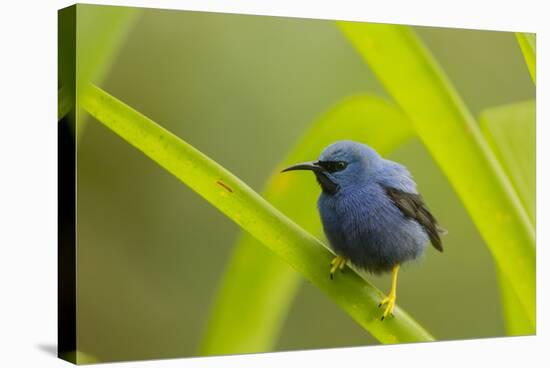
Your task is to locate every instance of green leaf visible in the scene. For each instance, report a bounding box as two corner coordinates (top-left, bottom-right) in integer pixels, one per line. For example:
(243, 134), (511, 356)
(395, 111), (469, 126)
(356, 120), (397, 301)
(79, 84), (434, 352)
(496, 269), (534, 335)
(479, 100), (536, 335)
(338, 22), (536, 326)
(76, 4), (138, 92)
(200, 95), (415, 355)
(73, 4), (139, 139)
(480, 100), (536, 224)
(515, 33), (536, 84)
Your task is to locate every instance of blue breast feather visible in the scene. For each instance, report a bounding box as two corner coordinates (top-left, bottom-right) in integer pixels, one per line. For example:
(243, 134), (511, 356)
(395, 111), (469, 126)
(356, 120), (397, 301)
(318, 160), (429, 274)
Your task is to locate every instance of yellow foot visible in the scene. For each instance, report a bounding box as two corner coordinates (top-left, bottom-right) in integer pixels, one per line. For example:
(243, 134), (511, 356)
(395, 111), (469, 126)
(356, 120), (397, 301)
(378, 264), (399, 321)
(330, 256), (347, 279)
(378, 293), (396, 321)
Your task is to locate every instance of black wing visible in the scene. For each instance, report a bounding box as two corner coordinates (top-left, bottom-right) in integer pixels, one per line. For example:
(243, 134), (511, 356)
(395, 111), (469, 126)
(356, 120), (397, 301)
(384, 186), (445, 252)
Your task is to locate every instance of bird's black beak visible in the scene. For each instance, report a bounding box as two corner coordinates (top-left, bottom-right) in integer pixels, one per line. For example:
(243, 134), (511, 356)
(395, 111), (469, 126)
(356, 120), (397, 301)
(281, 161), (324, 173)
(281, 161), (339, 195)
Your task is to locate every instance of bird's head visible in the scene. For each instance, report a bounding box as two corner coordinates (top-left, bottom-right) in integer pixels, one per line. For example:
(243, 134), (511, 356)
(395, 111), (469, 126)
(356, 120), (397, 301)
(281, 140), (382, 195)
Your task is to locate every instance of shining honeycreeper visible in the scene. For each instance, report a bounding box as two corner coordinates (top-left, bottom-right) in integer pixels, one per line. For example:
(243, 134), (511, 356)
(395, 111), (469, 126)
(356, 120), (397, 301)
(282, 140), (445, 320)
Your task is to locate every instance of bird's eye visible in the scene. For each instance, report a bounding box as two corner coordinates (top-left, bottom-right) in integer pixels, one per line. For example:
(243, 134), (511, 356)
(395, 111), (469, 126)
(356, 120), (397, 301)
(318, 160), (347, 173)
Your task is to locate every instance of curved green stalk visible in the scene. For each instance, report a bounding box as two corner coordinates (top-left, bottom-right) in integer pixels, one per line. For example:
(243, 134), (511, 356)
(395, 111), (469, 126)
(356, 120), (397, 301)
(76, 5), (139, 94)
(75, 4), (139, 140)
(480, 100), (536, 334)
(338, 22), (536, 325)
(80, 84), (434, 351)
(200, 95), (415, 355)
(515, 33), (536, 84)
(480, 100), (536, 225)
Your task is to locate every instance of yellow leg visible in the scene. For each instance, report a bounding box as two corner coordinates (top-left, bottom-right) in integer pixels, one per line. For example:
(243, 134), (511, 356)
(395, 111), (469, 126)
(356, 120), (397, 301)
(330, 255), (347, 279)
(378, 264), (400, 321)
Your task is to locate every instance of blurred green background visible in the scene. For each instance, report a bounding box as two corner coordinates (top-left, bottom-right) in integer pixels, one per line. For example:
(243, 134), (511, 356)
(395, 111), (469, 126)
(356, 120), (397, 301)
(74, 5), (534, 363)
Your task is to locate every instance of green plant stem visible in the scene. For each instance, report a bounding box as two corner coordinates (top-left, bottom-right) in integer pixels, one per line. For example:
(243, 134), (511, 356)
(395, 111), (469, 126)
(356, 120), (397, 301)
(200, 95), (415, 355)
(480, 100), (536, 225)
(496, 269), (534, 335)
(479, 100), (536, 335)
(338, 22), (535, 326)
(515, 33), (536, 84)
(74, 5), (139, 141)
(80, 84), (434, 348)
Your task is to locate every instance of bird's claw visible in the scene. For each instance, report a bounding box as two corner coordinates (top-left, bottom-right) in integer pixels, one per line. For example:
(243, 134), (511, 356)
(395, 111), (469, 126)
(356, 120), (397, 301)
(378, 294), (396, 321)
(329, 256), (347, 279)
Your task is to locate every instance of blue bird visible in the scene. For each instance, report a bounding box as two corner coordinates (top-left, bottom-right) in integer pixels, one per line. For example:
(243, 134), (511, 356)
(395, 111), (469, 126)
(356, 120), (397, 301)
(282, 140), (445, 320)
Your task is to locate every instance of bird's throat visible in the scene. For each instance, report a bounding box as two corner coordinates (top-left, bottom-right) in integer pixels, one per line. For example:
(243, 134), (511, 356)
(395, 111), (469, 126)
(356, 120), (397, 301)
(314, 172), (339, 195)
